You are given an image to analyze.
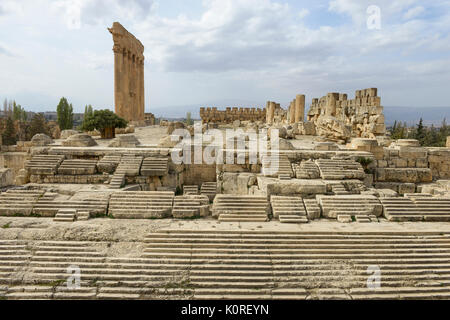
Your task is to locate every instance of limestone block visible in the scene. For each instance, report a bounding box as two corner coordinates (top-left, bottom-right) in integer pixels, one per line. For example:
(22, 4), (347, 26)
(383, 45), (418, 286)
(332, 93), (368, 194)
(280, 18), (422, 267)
(375, 168), (432, 183)
(222, 172), (239, 194)
(237, 173), (254, 195)
(395, 139), (420, 147)
(62, 134), (97, 147)
(337, 215), (352, 223)
(399, 147), (428, 159)
(60, 130), (80, 139)
(108, 135), (141, 147)
(377, 160), (388, 168)
(416, 158), (428, 168)
(31, 134), (53, 146)
(393, 158), (407, 168)
(158, 135), (179, 148)
(167, 122), (185, 135)
(398, 183), (416, 194)
(0, 168), (13, 187)
(278, 138), (295, 150)
(447, 136), (450, 148)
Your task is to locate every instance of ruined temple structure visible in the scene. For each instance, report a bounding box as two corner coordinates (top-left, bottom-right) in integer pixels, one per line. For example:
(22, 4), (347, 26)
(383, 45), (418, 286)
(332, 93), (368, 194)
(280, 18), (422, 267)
(307, 88), (385, 143)
(109, 22), (145, 123)
(200, 107), (266, 124)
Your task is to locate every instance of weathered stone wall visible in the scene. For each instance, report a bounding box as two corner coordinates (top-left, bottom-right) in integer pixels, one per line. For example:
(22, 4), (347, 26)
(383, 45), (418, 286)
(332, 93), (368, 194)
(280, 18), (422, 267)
(307, 88), (386, 142)
(200, 107), (266, 124)
(109, 22), (145, 123)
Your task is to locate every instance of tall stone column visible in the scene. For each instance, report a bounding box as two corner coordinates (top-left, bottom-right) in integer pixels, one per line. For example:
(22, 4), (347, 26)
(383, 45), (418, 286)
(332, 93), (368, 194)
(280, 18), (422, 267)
(268, 102), (275, 125)
(122, 50), (130, 121)
(265, 101), (271, 124)
(325, 93), (338, 117)
(110, 22), (145, 123)
(140, 58), (145, 120)
(289, 100), (295, 124)
(113, 45), (123, 117)
(295, 94), (305, 123)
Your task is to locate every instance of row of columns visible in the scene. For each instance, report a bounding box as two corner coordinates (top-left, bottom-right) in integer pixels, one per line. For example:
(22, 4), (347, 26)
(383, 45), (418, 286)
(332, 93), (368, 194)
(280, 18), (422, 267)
(113, 46), (145, 122)
(110, 22), (145, 123)
(265, 94), (305, 125)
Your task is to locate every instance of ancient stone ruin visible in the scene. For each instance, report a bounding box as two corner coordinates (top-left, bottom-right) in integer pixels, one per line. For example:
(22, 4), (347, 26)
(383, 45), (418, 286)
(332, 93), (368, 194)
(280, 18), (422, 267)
(1, 21), (450, 301)
(307, 88), (385, 142)
(109, 22), (145, 124)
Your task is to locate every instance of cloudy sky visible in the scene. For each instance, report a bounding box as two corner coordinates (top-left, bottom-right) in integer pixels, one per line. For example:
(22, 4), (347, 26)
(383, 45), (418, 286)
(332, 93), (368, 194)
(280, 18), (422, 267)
(0, 0), (449, 116)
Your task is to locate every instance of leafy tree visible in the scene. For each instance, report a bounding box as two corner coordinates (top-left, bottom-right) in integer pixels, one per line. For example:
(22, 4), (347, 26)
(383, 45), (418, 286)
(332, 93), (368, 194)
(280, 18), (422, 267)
(56, 97), (74, 130)
(186, 112), (192, 126)
(80, 105), (94, 131)
(81, 109), (127, 139)
(2, 117), (16, 145)
(28, 113), (50, 139)
(12, 101), (27, 121)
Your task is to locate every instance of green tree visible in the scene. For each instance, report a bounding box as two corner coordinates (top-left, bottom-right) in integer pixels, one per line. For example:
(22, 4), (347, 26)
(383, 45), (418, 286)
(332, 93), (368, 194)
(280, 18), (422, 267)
(414, 118), (425, 145)
(28, 113), (50, 139)
(56, 97), (74, 130)
(2, 117), (16, 145)
(186, 112), (192, 126)
(81, 109), (127, 139)
(12, 101), (27, 121)
(80, 105), (94, 130)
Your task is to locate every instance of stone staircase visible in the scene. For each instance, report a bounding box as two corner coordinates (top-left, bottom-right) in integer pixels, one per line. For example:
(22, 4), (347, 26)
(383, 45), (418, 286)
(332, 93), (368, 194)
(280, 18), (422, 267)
(140, 157), (169, 176)
(53, 209), (76, 222)
(32, 198), (108, 217)
(200, 182), (218, 202)
(57, 159), (98, 175)
(381, 196), (450, 222)
(316, 159), (366, 180)
(318, 195), (383, 219)
(25, 155), (65, 175)
(294, 160), (320, 179)
(142, 230), (450, 300)
(261, 154), (293, 178)
(172, 195), (210, 219)
(270, 196), (308, 223)
(3, 231), (450, 299)
(114, 155), (143, 177)
(0, 240), (31, 287)
(108, 173), (125, 189)
(183, 185), (199, 195)
(97, 155), (122, 174)
(212, 195), (270, 222)
(303, 198), (321, 220)
(0, 189), (46, 216)
(331, 183), (350, 195)
(108, 191), (174, 219)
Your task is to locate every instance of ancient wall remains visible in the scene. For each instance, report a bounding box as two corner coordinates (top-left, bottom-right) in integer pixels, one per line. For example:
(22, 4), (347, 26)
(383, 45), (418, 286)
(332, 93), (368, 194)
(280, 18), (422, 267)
(307, 88), (385, 143)
(109, 22), (145, 123)
(200, 107), (266, 124)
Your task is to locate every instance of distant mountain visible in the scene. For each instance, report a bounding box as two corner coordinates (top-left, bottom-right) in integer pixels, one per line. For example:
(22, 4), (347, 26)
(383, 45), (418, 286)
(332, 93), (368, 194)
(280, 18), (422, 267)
(150, 102), (450, 127)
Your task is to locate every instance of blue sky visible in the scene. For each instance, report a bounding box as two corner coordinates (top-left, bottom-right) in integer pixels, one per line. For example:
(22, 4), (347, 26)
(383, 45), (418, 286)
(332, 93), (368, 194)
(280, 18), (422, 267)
(0, 0), (449, 115)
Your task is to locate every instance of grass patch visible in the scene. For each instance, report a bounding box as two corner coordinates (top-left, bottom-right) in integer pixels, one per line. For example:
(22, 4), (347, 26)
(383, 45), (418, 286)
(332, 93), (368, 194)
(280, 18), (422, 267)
(1, 222), (11, 229)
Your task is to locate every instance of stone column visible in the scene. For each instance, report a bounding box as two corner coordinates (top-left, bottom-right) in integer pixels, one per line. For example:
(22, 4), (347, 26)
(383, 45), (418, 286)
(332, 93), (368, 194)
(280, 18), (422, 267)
(140, 58), (145, 121)
(266, 101), (271, 124)
(326, 93), (338, 117)
(268, 102), (275, 125)
(122, 50), (130, 121)
(295, 94), (305, 123)
(113, 45), (123, 117)
(289, 100), (295, 124)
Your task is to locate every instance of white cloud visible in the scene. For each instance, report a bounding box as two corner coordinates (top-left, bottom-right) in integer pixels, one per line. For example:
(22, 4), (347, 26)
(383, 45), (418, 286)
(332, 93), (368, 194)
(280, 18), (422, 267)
(403, 6), (425, 20)
(0, 0), (450, 111)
